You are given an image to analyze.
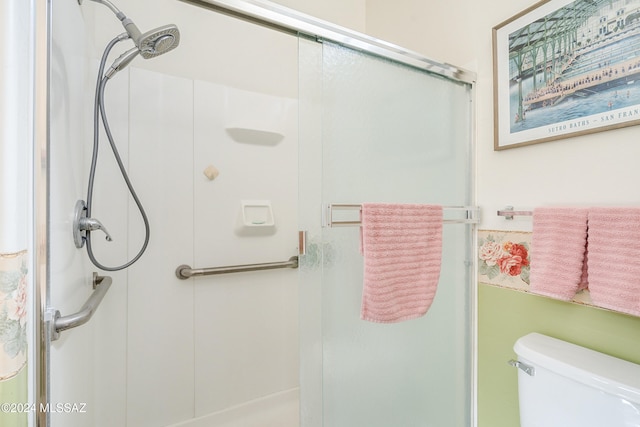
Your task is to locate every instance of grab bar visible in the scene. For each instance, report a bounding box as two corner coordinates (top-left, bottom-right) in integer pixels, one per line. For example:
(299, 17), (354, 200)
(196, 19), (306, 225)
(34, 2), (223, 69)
(175, 256), (299, 280)
(50, 272), (112, 341)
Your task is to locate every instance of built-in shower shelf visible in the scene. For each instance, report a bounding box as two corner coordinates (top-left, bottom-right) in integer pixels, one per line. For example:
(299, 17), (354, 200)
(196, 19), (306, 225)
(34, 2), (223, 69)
(225, 127), (284, 146)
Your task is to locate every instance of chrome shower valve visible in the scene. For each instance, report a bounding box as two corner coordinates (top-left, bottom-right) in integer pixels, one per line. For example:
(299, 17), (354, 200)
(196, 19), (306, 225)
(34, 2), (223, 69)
(73, 200), (113, 248)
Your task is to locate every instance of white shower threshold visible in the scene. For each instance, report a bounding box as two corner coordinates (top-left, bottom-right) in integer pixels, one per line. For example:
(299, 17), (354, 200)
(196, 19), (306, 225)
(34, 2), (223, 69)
(168, 387), (299, 427)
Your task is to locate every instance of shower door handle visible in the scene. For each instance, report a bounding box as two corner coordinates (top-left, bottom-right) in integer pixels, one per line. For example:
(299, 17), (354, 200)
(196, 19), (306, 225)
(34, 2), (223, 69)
(299, 230), (307, 255)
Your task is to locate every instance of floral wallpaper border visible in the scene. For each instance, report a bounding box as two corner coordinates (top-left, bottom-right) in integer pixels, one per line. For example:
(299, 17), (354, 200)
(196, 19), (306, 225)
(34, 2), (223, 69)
(478, 230), (593, 306)
(478, 230), (530, 291)
(0, 251), (28, 381)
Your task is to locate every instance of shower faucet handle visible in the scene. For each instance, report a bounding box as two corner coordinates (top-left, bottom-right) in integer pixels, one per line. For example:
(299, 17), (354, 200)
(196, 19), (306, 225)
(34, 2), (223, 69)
(79, 217), (113, 242)
(73, 200), (114, 248)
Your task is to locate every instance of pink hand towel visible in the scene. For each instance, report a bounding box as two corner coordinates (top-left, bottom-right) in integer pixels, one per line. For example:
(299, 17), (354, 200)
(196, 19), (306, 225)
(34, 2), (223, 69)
(587, 207), (640, 316)
(529, 207), (589, 300)
(360, 203), (443, 323)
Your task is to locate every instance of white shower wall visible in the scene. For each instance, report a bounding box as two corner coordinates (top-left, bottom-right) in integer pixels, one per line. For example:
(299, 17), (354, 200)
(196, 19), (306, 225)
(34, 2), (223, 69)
(124, 68), (299, 427)
(50, 1), (102, 425)
(50, 2), (299, 426)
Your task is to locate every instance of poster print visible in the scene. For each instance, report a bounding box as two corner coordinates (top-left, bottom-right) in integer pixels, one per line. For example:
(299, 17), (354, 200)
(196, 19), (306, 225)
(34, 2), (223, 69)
(493, 0), (640, 149)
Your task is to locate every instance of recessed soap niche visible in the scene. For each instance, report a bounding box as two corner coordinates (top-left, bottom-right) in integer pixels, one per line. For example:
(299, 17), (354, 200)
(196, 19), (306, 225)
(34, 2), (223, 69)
(236, 200), (276, 236)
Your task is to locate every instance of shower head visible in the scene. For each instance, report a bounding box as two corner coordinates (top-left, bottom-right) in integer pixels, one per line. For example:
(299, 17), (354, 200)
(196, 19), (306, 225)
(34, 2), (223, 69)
(105, 46), (140, 79)
(131, 24), (181, 59)
(82, 0), (180, 59)
(121, 19), (180, 59)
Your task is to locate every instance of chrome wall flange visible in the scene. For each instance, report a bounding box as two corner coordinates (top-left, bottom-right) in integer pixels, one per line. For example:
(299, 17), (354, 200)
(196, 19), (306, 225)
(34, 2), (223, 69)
(73, 200), (88, 248)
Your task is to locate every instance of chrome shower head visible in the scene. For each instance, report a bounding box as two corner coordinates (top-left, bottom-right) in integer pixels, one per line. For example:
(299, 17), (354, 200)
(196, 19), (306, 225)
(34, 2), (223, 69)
(103, 23), (180, 79)
(82, 1), (180, 59)
(136, 24), (180, 59)
(121, 19), (180, 58)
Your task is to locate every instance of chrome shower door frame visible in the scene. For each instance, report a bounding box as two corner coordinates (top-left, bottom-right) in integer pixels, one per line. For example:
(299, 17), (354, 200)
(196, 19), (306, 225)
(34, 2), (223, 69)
(34, 0), (51, 426)
(179, 0), (476, 85)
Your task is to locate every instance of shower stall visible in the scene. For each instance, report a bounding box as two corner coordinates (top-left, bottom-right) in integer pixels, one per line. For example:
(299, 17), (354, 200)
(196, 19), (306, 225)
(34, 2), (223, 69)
(26, 0), (477, 426)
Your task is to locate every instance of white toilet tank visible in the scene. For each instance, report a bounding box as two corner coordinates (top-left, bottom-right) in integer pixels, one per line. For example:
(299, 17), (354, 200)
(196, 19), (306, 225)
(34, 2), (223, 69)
(512, 333), (640, 427)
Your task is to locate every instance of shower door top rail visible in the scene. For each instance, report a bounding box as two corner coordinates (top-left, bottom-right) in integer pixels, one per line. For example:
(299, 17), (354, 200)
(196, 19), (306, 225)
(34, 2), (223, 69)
(175, 255), (299, 279)
(325, 203), (480, 227)
(179, 0), (476, 85)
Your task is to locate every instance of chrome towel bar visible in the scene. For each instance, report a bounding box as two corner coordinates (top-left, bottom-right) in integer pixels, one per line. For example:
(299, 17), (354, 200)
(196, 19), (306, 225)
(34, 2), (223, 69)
(50, 272), (112, 341)
(325, 203), (480, 227)
(175, 256), (299, 280)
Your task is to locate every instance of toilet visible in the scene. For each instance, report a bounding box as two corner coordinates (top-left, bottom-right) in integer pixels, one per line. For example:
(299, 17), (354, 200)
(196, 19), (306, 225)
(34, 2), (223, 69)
(512, 332), (640, 427)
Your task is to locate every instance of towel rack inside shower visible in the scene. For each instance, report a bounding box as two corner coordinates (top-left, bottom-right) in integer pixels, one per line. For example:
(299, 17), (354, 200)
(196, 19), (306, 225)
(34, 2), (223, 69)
(325, 203), (480, 227)
(175, 256), (299, 280)
(497, 206), (533, 220)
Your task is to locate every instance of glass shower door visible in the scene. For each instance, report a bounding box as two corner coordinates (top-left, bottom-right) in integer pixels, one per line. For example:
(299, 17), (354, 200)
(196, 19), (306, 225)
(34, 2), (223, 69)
(299, 38), (474, 427)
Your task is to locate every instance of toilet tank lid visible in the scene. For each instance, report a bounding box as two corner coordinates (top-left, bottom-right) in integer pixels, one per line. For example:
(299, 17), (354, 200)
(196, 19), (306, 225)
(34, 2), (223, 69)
(514, 333), (640, 404)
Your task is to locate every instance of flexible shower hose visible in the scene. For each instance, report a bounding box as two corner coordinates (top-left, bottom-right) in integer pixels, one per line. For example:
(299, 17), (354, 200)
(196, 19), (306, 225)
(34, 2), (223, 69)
(85, 34), (150, 271)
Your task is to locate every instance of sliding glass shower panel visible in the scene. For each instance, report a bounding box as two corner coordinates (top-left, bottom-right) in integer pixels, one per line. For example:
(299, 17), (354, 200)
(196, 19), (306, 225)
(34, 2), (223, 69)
(299, 39), (473, 427)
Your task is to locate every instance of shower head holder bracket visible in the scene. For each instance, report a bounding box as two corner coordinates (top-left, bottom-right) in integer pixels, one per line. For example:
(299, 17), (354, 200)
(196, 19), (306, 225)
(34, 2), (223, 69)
(77, 0), (124, 18)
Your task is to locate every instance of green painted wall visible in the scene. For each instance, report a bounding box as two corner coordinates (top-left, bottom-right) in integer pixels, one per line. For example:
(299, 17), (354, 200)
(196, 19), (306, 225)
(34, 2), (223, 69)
(0, 367), (28, 427)
(478, 283), (640, 427)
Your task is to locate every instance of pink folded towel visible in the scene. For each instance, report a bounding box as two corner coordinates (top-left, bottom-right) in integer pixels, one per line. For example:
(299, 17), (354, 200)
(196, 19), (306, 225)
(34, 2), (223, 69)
(360, 203), (443, 323)
(587, 207), (640, 316)
(529, 207), (589, 301)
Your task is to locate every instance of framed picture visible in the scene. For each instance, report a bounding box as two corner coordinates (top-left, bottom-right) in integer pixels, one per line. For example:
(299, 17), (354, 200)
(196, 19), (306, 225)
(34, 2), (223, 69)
(493, 0), (640, 150)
